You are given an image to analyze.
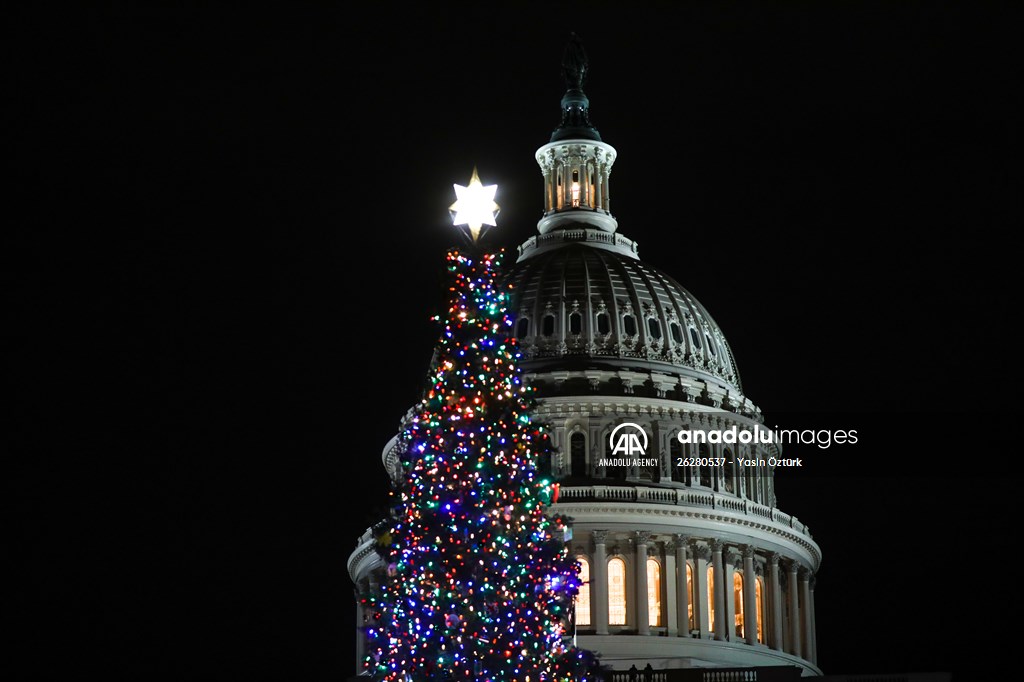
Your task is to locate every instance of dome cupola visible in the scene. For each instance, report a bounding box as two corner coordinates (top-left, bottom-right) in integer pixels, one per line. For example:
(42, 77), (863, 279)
(536, 32), (619, 235)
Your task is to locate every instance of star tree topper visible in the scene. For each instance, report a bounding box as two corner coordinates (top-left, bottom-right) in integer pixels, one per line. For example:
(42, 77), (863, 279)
(449, 167), (499, 243)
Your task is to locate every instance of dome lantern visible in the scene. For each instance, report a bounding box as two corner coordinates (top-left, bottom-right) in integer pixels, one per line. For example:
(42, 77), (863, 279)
(536, 33), (619, 236)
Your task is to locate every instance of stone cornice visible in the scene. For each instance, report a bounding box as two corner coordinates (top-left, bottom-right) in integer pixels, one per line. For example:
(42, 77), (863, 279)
(551, 501), (822, 568)
(532, 395), (765, 427)
(347, 539), (379, 583)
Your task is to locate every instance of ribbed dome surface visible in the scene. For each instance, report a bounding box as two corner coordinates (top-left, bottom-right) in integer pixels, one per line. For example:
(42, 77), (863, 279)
(506, 242), (741, 392)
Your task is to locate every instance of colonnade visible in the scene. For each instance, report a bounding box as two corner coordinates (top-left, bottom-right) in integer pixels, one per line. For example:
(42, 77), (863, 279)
(577, 531), (816, 664)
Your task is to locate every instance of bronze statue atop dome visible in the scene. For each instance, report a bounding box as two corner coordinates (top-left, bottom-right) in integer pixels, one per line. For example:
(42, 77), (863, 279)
(561, 32), (588, 90)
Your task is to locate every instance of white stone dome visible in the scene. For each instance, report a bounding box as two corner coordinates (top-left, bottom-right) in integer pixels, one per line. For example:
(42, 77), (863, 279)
(508, 231), (743, 399)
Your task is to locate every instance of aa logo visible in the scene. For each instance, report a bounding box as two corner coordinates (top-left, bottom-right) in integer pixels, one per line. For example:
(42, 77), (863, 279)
(609, 422), (648, 456)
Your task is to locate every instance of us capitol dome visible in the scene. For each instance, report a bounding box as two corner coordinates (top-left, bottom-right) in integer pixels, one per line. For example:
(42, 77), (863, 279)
(349, 36), (821, 679)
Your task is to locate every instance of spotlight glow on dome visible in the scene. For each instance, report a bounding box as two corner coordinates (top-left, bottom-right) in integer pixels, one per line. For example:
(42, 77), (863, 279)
(450, 167), (499, 242)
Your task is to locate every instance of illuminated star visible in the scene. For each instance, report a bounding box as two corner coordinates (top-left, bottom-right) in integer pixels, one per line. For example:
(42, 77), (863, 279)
(450, 167), (499, 242)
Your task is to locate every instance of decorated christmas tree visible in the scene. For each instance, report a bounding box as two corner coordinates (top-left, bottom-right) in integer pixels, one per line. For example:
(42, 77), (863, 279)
(362, 172), (600, 682)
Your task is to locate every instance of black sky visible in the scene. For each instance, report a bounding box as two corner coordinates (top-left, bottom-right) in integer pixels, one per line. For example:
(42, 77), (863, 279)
(12, 3), (1022, 681)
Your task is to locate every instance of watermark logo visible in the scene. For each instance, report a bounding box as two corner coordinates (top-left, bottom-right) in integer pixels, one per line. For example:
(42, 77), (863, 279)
(610, 422), (648, 456)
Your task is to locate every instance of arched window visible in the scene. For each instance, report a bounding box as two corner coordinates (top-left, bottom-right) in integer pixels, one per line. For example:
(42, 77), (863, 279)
(623, 314), (637, 336)
(608, 557), (627, 625)
(734, 571), (745, 639)
(569, 311), (582, 335)
(686, 563), (695, 631)
(755, 576), (765, 643)
(570, 432), (586, 477)
(671, 439), (688, 485)
(596, 312), (610, 335)
(647, 318), (661, 339)
(707, 565), (716, 634)
(542, 314), (556, 337)
(671, 322), (683, 344)
(647, 558), (662, 626)
(640, 456), (660, 484)
(516, 317), (529, 339)
(576, 556), (591, 626)
(605, 435), (627, 480)
(723, 448), (735, 494)
(699, 443), (712, 488)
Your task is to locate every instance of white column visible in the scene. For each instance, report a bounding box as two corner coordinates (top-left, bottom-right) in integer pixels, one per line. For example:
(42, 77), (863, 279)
(737, 459), (746, 499)
(787, 562), (801, 658)
(711, 540), (726, 641)
(809, 575), (818, 664)
(593, 530), (609, 635)
(800, 567), (813, 661)
(601, 162), (609, 211)
(665, 541), (678, 636)
(675, 534), (690, 637)
(743, 546), (758, 645)
(693, 544), (710, 638)
(768, 553), (783, 651)
(636, 531), (651, 635)
(725, 550), (739, 641)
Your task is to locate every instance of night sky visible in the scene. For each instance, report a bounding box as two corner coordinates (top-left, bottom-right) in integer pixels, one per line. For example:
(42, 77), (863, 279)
(12, 3), (1021, 681)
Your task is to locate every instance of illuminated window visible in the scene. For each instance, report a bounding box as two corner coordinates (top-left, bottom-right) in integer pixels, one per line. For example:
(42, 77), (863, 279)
(707, 565), (715, 634)
(686, 563), (695, 631)
(647, 558), (662, 626)
(734, 572), (745, 639)
(756, 576), (765, 643)
(576, 556), (591, 626)
(571, 169), (581, 207)
(516, 317), (529, 339)
(608, 557), (627, 625)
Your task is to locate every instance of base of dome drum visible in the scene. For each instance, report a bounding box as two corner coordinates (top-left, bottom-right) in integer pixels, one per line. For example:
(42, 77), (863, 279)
(577, 635), (821, 677)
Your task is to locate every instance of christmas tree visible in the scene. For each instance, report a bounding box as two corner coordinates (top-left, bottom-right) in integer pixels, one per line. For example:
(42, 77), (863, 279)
(362, 245), (600, 682)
